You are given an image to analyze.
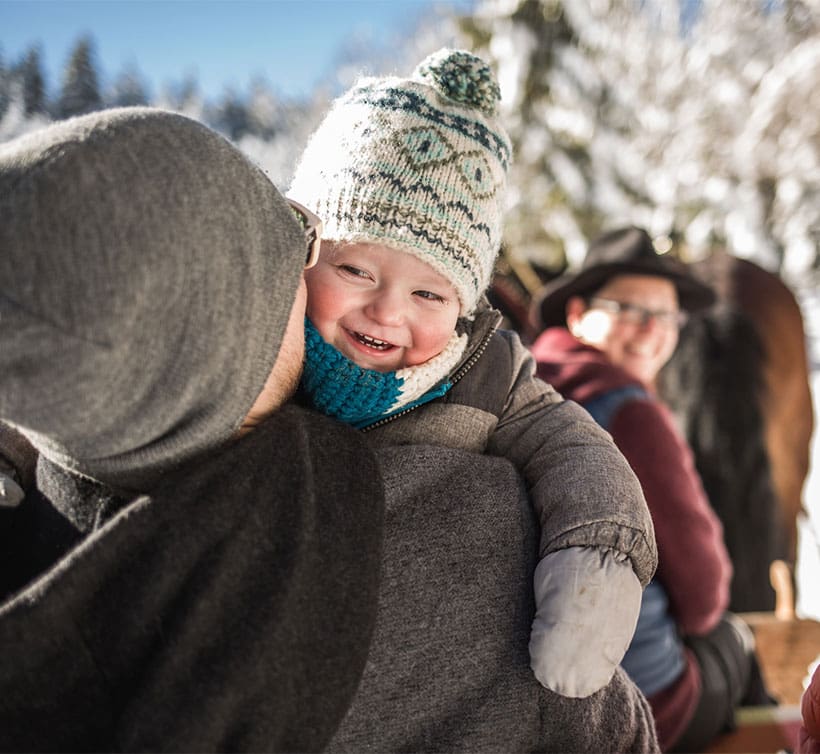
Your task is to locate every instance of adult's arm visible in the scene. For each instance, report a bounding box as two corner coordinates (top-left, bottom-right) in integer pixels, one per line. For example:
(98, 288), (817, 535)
(610, 398), (731, 636)
(330, 445), (659, 753)
(0, 404), (383, 753)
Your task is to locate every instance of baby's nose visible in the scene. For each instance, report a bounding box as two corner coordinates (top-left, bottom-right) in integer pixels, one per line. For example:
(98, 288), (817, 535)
(366, 290), (406, 325)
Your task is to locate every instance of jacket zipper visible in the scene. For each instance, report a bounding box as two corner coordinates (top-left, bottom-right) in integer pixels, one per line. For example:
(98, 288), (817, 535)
(361, 322), (499, 432)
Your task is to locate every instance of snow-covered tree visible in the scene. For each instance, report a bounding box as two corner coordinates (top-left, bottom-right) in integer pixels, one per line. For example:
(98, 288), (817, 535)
(239, 88), (333, 189)
(16, 46), (47, 116)
(207, 87), (252, 141)
(462, 0), (820, 283)
(0, 75), (51, 142)
(109, 63), (150, 108)
(243, 78), (282, 141)
(56, 35), (103, 119)
(0, 45), (51, 142)
(0, 49), (8, 120)
(155, 74), (206, 124)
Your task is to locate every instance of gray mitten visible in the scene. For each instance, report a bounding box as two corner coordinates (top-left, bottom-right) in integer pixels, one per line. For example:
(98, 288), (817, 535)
(529, 545), (642, 697)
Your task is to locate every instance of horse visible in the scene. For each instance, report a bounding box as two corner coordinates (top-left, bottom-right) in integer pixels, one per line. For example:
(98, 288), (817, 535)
(658, 253), (813, 613)
(489, 251), (813, 613)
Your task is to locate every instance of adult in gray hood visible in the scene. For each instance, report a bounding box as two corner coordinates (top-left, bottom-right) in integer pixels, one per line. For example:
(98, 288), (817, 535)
(0, 107), (658, 753)
(0, 107), (384, 751)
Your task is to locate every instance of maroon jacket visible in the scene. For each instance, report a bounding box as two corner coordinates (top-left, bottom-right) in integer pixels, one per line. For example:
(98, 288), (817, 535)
(532, 327), (732, 749)
(801, 664), (820, 753)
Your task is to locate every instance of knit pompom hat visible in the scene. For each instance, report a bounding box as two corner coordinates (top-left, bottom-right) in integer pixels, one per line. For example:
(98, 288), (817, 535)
(288, 48), (512, 315)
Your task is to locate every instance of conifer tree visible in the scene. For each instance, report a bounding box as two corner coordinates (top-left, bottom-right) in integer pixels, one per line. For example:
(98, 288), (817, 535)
(461, 0), (820, 278)
(109, 63), (149, 107)
(155, 74), (205, 121)
(57, 35), (102, 119)
(208, 88), (251, 140)
(17, 46), (46, 116)
(0, 49), (8, 120)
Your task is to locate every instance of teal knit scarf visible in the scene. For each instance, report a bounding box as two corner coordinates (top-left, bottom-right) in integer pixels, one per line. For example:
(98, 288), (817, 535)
(301, 318), (467, 429)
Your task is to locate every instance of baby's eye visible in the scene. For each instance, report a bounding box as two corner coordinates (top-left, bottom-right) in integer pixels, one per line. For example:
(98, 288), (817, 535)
(338, 264), (370, 279)
(414, 289), (448, 304)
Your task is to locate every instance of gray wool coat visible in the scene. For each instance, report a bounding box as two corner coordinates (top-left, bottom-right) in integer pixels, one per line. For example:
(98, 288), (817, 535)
(0, 406), (385, 753)
(331, 444), (660, 753)
(330, 305), (660, 752)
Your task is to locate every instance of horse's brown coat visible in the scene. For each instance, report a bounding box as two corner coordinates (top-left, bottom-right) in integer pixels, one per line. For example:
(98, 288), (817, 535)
(727, 258), (813, 565)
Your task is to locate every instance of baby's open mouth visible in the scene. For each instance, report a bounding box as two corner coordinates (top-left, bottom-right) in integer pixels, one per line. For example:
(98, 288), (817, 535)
(353, 331), (394, 351)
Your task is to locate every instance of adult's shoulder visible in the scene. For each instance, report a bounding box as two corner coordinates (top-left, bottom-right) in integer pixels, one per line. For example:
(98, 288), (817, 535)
(0, 402), (384, 752)
(168, 401), (383, 507)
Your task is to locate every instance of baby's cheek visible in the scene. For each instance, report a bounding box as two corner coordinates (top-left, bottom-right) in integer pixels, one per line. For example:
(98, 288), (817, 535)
(303, 291), (337, 336)
(308, 317), (337, 345)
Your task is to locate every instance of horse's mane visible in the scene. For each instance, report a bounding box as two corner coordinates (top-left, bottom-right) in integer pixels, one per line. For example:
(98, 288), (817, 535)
(659, 264), (781, 612)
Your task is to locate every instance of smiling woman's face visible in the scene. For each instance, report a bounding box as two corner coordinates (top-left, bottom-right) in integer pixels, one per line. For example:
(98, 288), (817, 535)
(566, 274), (682, 386)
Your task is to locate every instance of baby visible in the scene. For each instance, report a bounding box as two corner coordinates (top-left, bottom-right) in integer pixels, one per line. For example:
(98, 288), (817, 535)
(289, 48), (657, 698)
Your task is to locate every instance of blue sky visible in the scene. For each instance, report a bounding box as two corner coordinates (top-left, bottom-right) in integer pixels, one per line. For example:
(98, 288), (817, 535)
(1, 0), (475, 100)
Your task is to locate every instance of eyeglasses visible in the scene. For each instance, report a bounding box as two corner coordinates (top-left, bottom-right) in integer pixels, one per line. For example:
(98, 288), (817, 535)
(587, 297), (689, 329)
(287, 199), (323, 269)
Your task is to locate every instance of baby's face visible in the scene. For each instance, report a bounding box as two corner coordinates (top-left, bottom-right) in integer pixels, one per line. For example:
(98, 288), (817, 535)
(305, 242), (459, 372)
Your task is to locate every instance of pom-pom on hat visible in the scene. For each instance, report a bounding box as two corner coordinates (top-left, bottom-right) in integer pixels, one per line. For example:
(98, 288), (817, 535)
(288, 48), (511, 315)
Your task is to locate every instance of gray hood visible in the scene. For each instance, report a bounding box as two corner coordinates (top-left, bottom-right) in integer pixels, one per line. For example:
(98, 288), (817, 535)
(0, 107), (305, 491)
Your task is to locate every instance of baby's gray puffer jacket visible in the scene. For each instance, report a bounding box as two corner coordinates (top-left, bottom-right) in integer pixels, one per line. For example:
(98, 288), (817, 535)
(364, 303), (657, 586)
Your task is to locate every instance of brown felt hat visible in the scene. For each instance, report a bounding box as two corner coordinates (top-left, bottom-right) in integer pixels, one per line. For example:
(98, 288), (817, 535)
(532, 226), (716, 329)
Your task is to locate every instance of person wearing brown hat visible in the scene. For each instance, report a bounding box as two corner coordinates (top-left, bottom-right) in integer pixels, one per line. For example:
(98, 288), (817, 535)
(530, 226), (773, 752)
(533, 226), (716, 335)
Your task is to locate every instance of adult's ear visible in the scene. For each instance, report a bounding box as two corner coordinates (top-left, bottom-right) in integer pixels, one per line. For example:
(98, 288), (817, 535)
(565, 296), (587, 336)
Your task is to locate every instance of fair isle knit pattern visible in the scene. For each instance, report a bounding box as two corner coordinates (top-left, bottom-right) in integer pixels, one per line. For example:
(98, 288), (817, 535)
(301, 319), (468, 429)
(288, 48), (511, 315)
